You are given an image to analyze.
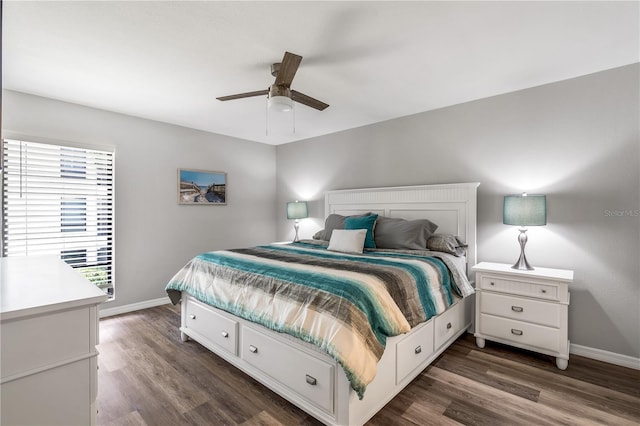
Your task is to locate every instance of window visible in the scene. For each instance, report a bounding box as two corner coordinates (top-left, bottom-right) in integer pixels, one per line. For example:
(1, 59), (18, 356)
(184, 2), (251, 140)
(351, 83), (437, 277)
(2, 138), (115, 299)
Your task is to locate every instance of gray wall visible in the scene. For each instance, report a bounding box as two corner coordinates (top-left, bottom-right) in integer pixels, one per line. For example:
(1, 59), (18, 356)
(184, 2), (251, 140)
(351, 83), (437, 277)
(276, 64), (640, 358)
(3, 90), (277, 310)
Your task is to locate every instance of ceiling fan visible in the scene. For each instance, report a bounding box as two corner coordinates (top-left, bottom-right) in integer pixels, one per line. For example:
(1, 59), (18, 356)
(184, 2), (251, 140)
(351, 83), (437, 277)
(217, 52), (329, 112)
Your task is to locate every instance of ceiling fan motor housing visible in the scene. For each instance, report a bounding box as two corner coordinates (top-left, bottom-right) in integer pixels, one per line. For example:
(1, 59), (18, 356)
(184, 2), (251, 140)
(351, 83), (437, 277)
(269, 84), (290, 99)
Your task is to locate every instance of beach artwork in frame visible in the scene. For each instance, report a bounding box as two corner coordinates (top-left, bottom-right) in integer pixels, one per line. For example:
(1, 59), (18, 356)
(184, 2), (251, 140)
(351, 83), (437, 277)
(178, 169), (227, 205)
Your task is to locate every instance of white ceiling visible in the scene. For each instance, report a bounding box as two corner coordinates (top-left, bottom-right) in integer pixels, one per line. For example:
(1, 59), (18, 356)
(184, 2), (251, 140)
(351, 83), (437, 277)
(3, 1), (638, 145)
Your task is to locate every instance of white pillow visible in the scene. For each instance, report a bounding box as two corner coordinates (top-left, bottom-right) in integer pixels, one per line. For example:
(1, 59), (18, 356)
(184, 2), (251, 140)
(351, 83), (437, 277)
(327, 229), (367, 254)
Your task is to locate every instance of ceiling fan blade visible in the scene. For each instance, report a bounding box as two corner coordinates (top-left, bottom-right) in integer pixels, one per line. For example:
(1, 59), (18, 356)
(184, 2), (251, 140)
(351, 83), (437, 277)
(217, 89), (268, 101)
(273, 52), (302, 88)
(291, 90), (329, 111)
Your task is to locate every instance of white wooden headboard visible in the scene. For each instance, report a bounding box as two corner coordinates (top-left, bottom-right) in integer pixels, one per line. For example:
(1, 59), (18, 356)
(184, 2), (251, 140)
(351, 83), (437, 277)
(324, 182), (480, 275)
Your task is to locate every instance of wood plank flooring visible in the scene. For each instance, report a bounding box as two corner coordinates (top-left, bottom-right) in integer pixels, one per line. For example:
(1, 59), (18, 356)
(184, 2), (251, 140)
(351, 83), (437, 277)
(97, 304), (640, 425)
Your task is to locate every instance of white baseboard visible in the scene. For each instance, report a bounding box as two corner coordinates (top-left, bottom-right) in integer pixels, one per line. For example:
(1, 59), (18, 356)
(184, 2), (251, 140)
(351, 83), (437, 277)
(99, 297), (170, 318)
(571, 343), (640, 370)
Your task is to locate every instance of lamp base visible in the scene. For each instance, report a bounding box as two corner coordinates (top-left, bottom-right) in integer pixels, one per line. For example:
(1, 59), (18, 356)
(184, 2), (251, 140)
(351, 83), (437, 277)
(511, 227), (535, 270)
(511, 254), (534, 270)
(292, 220), (300, 243)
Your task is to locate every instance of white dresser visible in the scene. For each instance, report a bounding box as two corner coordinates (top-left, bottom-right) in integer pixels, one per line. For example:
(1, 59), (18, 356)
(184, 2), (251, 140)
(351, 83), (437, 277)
(472, 262), (573, 369)
(0, 256), (108, 426)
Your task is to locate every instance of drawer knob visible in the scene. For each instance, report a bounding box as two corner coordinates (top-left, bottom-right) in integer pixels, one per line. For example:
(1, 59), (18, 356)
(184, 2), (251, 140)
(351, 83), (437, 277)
(189, 314), (196, 320)
(511, 306), (523, 313)
(221, 331), (229, 338)
(305, 374), (317, 386)
(249, 345), (258, 354)
(415, 345), (422, 354)
(511, 329), (523, 336)
(490, 282), (495, 286)
(541, 289), (547, 294)
(446, 322), (452, 330)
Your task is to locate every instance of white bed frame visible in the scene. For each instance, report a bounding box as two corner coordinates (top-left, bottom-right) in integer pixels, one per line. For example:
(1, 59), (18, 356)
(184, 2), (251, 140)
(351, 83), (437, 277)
(179, 182), (479, 425)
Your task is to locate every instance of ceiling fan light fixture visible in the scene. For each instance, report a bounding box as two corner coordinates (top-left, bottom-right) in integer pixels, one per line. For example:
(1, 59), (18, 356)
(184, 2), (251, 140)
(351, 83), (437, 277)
(217, 52), (329, 112)
(268, 95), (293, 112)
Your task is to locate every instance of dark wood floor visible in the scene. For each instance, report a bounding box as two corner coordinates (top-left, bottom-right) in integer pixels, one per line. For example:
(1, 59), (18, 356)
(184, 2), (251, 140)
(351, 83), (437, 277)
(97, 304), (640, 426)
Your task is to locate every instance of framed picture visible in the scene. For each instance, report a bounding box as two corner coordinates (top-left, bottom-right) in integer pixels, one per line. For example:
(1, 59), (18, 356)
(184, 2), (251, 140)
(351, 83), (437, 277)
(178, 168), (227, 205)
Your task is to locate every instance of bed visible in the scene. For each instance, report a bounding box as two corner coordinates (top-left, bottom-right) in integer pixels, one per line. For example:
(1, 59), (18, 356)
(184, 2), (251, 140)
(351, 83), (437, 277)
(166, 182), (479, 425)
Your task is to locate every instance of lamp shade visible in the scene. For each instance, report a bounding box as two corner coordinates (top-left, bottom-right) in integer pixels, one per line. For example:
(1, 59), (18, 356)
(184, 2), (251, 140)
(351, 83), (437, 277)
(286, 201), (308, 220)
(503, 194), (546, 226)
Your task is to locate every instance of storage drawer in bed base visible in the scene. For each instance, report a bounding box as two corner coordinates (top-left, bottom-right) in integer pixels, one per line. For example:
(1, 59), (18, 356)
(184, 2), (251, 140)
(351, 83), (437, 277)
(179, 294), (472, 426)
(184, 298), (238, 355)
(242, 326), (335, 413)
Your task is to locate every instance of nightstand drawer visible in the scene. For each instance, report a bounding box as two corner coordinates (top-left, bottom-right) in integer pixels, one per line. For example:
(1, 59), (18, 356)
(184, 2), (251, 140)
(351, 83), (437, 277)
(479, 314), (561, 353)
(479, 276), (560, 301)
(480, 292), (562, 328)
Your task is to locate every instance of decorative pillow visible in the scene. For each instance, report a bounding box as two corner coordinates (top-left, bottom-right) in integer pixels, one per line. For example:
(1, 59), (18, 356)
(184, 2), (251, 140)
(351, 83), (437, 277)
(427, 233), (468, 256)
(313, 212), (373, 241)
(374, 216), (438, 250)
(344, 214), (378, 249)
(327, 229), (367, 254)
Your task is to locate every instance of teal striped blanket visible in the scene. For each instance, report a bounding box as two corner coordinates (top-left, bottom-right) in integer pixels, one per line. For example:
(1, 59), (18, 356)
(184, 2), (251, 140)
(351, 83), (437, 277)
(166, 241), (473, 399)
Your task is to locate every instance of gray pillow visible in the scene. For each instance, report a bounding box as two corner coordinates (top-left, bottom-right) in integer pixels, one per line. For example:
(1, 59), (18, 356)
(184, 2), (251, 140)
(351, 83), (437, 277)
(427, 233), (468, 256)
(374, 216), (438, 250)
(313, 212), (373, 241)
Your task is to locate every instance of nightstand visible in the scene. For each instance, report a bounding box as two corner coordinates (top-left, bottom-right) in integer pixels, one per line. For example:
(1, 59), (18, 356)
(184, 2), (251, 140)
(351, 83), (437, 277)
(472, 262), (574, 369)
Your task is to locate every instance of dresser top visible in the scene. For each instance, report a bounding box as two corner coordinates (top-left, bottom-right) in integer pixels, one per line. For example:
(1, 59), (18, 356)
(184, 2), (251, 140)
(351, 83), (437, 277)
(472, 261), (574, 282)
(1, 255), (108, 321)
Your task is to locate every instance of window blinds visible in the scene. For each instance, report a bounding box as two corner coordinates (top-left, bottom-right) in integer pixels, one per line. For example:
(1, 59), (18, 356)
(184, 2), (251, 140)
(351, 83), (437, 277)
(2, 138), (115, 298)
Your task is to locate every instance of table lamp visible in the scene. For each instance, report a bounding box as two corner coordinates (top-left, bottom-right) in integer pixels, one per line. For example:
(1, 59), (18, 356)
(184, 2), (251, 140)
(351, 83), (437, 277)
(286, 201), (308, 242)
(503, 193), (546, 270)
